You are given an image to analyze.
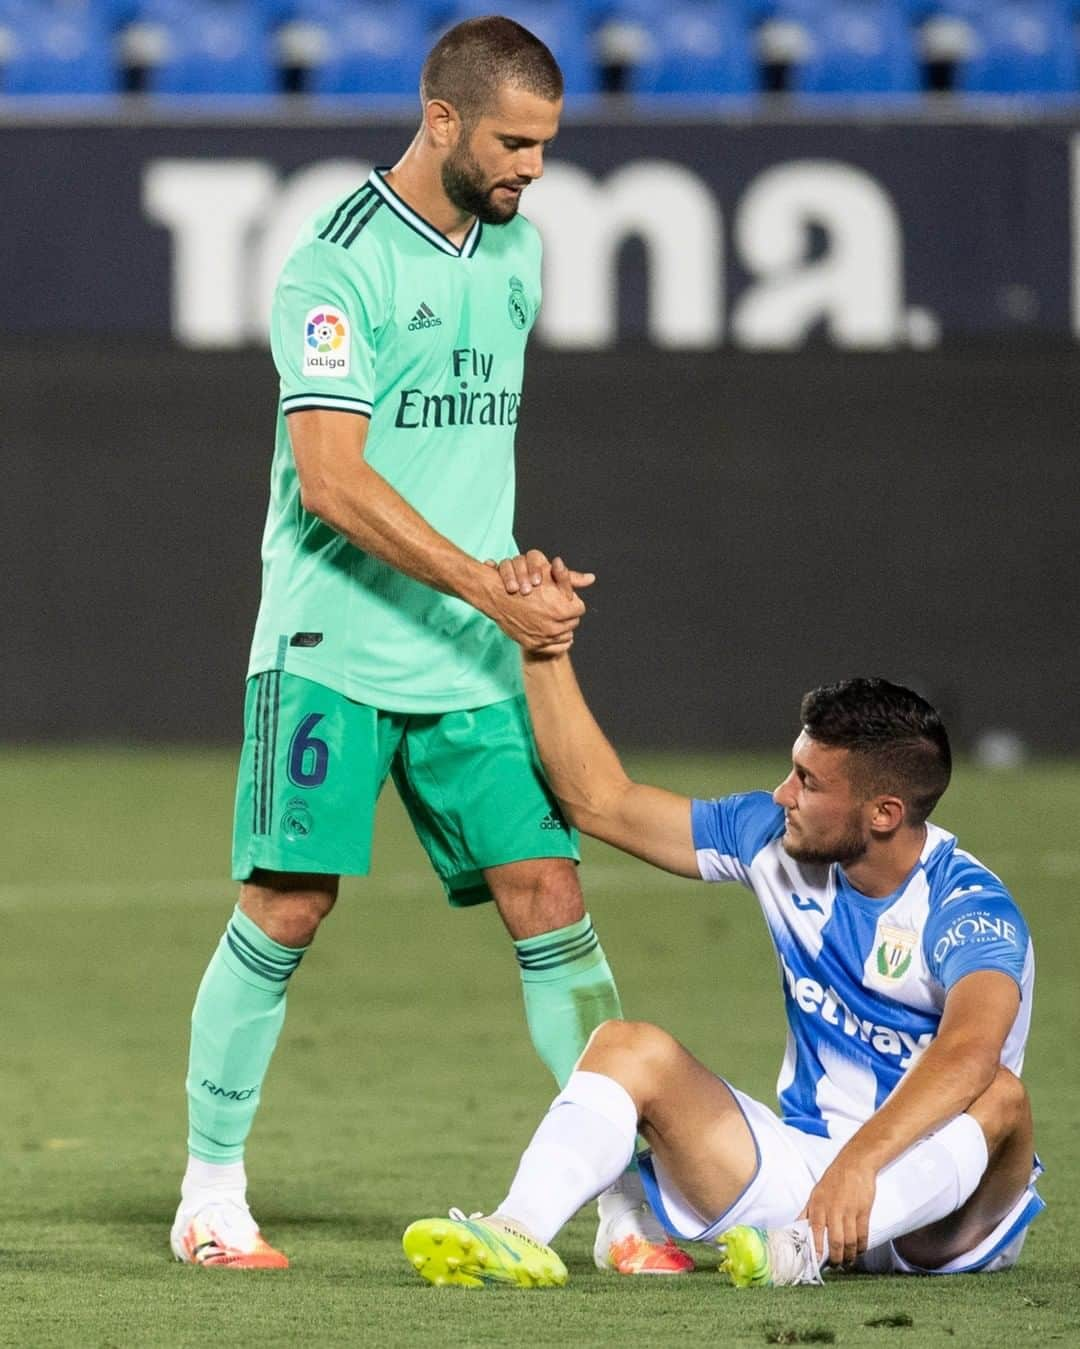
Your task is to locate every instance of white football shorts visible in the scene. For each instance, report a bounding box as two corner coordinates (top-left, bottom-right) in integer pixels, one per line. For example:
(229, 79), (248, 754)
(637, 1081), (1043, 1274)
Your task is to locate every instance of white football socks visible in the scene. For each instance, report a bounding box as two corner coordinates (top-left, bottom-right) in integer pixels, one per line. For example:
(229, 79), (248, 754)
(866, 1113), (988, 1250)
(181, 1156), (248, 1204)
(496, 1070), (639, 1245)
(597, 1165), (652, 1227)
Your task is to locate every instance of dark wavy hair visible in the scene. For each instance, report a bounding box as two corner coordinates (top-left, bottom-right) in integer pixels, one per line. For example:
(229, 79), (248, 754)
(800, 677), (952, 826)
(421, 16), (563, 127)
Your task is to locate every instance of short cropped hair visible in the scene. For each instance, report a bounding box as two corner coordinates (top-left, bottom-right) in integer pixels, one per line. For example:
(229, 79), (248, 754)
(420, 16), (563, 126)
(800, 677), (952, 826)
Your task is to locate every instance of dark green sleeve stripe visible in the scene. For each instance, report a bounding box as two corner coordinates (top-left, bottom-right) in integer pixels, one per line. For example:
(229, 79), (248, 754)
(318, 185), (372, 241)
(283, 391), (373, 406)
(283, 401), (371, 418)
(341, 198), (384, 249)
(327, 186), (376, 244)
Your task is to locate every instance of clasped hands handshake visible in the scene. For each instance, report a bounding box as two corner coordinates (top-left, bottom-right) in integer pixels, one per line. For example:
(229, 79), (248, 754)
(483, 548), (594, 657)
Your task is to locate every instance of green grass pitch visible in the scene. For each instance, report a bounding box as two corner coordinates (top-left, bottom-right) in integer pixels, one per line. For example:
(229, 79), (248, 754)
(1, 748), (1077, 1347)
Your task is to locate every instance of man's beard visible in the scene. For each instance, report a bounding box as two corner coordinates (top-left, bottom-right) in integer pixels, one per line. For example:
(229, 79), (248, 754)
(442, 143), (520, 225)
(782, 819), (868, 867)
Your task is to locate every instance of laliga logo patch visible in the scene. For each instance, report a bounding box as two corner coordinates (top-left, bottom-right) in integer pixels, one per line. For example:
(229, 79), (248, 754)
(303, 306), (350, 377)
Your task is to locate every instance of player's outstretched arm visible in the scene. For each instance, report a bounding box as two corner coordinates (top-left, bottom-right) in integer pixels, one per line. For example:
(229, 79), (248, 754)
(522, 645), (699, 878)
(288, 409), (583, 653)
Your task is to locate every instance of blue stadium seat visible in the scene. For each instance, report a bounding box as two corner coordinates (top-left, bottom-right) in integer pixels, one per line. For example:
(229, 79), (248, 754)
(411, 0), (462, 30)
(792, 0), (921, 93)
(143, 0), (278, 93)
(922, 0), (1070, 15)
(53, 0), (141, 29)
(1, 0), (135, 28)
(767, 0), (827, 15)
(956, 1), (1078, 93)
(582, 0), (657, 21)
(442, 0), (600, 95)
(625, 0), (758, 94)
(133, 0), (285, 24)
(1, 1), (120, 92)
(742, 0), (787, 18)
(251, 0), (298, 27)
(302, 0), (425, 95)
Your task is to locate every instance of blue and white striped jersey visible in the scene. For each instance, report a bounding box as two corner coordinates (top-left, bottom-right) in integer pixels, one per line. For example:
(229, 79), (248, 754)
(692, 792), (1034, 1139)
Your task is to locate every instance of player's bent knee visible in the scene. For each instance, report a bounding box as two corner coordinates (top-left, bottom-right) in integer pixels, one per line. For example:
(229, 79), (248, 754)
(585, 1019), (677, 1070)
(995, 1066), (1029, 1113)
(582, 1018), (630, 1058)
(577, 1020), (680, 1109)
(971, 1066), (1030, 1148)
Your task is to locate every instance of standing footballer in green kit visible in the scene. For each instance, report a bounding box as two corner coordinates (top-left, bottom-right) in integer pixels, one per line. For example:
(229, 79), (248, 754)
(170, 16), (692, 1277)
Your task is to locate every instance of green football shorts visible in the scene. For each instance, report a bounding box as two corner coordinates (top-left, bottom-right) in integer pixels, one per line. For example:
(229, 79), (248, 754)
(232, 671), (578, 906)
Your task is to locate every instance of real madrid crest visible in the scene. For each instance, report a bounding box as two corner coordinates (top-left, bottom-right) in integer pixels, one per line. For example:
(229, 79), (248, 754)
(507, 275), (530, 329)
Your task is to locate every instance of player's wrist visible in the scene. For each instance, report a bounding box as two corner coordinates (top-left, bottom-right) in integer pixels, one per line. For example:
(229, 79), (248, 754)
(836, 1132), (892, 1175)
(521, 646), (569, 668)
(458, 556), (503, 619)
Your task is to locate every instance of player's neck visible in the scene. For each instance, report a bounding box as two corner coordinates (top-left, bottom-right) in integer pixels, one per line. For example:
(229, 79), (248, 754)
(384, 142), (475, 247)
(840, 825), (927, 900)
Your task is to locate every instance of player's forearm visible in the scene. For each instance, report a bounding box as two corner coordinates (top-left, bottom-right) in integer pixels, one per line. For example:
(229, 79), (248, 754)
(302, 457), (498, 612)
(840, 1034), (999, 1174)
(522, 654), (632, 831)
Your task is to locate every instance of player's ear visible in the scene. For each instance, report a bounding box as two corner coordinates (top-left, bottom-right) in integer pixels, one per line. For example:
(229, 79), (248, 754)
(425, 98), (461, 149)
(870, 794), (905, 836)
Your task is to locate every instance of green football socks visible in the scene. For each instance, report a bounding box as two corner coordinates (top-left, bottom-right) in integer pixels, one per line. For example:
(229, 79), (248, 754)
(514, 913), (622, 1088)
(187, 910), (615, 1161)
(186, 905), (308, 1163)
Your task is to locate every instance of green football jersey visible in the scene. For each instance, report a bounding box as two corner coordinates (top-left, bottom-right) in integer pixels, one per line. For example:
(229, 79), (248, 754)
(248, 168), (543, 712)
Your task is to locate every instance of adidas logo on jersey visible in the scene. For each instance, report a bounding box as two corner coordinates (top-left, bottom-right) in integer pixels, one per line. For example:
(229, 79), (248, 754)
(408, 302), (442, 331)
(540, 810), (567, 831)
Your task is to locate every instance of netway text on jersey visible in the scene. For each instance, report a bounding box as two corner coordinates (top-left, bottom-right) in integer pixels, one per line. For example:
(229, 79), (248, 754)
(780, 956), (934, 1069)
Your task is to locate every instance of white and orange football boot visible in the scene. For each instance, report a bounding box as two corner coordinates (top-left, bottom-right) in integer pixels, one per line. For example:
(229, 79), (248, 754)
(601, 1230), (697, 1275)
(594, 1172), (695, 1275)
(171, 1195), (289, 1270)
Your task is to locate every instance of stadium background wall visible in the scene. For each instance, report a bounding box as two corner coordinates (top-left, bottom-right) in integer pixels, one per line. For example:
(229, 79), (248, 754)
(6, 339), (1077, 751)
(4, 111), (1077, 750)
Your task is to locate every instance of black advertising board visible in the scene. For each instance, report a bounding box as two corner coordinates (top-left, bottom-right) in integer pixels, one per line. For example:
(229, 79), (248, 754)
(2, 107), (1078, 347)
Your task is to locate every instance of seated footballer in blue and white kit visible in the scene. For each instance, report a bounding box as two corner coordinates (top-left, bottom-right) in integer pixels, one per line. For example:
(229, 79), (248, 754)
(402, 577), (1041, 1289)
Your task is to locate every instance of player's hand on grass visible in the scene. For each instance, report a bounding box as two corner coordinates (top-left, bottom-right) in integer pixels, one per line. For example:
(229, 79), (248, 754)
(799, 1155), (877, 1268)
